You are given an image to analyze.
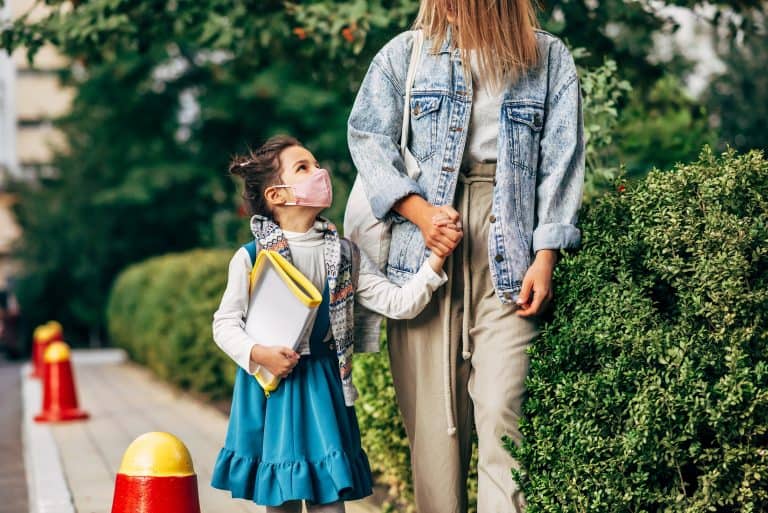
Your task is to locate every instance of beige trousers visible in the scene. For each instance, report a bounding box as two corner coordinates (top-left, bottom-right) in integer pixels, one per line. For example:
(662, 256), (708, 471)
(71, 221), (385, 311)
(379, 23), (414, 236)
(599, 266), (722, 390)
(388, 162), (540, 513)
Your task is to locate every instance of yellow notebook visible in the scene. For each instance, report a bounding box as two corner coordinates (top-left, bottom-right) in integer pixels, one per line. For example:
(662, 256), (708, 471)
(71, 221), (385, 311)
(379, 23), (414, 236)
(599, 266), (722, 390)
(245, 250), (322, 394)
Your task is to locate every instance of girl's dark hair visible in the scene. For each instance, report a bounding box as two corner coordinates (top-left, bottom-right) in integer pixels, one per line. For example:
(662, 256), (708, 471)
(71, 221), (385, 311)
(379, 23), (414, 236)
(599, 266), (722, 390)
(230, 135), (302, 217)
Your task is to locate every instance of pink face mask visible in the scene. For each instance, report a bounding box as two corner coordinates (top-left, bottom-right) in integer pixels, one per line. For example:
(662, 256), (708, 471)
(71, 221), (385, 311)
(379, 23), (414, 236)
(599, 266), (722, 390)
(273, 168), (333, 208)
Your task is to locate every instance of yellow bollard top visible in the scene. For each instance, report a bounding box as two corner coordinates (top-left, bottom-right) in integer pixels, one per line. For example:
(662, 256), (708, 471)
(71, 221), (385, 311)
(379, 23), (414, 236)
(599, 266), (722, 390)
(32, 324), (46, 342)
(46, 321), (64, 339)
(47, 320), (64, 332)
(43, 341), (71, 363)
(118, 432), (195, 477)
(35, 325), (52, 343)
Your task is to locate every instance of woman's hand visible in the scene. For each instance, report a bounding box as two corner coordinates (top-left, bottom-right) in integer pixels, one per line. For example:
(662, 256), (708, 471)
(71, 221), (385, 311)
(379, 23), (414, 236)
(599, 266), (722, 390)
(516, 249), (558, 317)
(394, 195), (462, 257)
(250, 345), (300, 378)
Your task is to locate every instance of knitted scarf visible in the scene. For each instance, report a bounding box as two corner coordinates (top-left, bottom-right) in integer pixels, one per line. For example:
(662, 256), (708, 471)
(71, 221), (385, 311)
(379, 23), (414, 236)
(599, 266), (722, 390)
(250, 215), (359, 405)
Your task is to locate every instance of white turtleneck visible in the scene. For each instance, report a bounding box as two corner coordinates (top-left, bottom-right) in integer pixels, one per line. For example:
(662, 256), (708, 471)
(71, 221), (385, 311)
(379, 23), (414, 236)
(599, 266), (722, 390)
(212, 227), (447, 373)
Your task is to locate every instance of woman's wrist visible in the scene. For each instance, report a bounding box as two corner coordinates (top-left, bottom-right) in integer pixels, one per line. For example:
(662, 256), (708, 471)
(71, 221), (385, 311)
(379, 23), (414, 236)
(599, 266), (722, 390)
(393, 194), (430, 227)
(535, 249), (559, 266)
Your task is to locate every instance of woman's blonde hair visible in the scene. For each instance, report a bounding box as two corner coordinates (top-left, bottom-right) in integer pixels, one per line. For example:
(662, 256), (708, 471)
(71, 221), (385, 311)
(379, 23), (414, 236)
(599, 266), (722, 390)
(414, 0), (540, 90)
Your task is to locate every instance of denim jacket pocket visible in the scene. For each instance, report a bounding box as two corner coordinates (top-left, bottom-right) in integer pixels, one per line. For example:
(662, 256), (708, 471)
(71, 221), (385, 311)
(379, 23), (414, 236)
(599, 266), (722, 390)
(387, 220), (423, 275)
(504, 102), (544, 176)
(409, 94), (442, 162)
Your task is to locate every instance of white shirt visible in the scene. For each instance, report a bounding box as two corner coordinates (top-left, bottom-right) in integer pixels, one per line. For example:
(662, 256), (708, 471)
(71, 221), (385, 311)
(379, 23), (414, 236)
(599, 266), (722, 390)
(212, 227), (447, 373)
(462, 52), (510, 166)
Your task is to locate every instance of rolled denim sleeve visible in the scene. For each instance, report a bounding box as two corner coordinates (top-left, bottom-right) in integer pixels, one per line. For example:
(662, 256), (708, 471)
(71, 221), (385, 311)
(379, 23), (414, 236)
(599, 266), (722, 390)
(347, 33), (425, 221)
(533, 40), (585, 252)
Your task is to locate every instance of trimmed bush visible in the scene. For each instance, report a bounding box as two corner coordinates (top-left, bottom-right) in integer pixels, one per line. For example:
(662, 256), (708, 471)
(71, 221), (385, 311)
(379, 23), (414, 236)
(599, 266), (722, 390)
(107, 249), (238, 399)
(509, 148), (768, 512)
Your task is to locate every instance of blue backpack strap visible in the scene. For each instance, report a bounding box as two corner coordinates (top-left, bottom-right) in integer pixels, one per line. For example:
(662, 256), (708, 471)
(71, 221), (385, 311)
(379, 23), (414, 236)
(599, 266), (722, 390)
(243, 240), (258, 266)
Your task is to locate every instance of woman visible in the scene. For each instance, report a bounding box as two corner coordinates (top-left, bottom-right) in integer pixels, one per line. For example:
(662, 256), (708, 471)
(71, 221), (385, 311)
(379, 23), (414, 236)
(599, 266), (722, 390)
(347, 1), (584, 512)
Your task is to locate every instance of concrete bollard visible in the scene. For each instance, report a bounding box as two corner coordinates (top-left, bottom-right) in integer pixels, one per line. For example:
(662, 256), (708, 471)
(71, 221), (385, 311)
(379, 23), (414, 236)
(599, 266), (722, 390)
(111, 432), (201, 513)
(34, 341), (89, 422)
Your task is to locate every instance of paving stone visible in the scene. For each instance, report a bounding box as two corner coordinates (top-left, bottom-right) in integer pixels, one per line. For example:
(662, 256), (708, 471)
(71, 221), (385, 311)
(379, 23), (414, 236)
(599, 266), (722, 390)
(0, 358), (28, 513)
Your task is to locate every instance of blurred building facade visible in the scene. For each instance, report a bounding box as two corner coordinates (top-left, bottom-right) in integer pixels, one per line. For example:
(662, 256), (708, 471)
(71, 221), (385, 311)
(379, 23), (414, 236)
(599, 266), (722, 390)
(0, 0), (72, 349)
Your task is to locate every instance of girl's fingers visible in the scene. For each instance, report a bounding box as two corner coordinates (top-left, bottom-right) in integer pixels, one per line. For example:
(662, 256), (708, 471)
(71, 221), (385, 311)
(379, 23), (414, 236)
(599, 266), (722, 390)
(433, 226), (462, 243)
(437, 205), (461, 222)
(432, 233), (459, 251)
(428, 240), (452, 257)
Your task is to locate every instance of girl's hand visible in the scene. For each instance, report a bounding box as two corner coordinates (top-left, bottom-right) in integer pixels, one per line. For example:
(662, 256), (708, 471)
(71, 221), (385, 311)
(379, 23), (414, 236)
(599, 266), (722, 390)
(427, 213), (463, 272)
(516, 250), (558, 317)
(250, 345), (300, 378)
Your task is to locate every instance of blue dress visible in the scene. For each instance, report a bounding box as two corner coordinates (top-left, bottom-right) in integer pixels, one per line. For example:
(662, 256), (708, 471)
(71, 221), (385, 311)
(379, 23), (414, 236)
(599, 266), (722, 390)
(211, 284), (374, 506)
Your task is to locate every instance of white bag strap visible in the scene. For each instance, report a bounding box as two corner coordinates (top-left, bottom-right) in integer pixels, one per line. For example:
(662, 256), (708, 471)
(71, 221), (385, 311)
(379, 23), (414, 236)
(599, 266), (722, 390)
(400, 30), (424, 161)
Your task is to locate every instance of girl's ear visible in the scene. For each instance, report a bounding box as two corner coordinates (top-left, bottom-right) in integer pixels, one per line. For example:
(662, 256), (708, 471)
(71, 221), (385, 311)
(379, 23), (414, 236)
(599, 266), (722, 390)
(264, 185), (288, 208)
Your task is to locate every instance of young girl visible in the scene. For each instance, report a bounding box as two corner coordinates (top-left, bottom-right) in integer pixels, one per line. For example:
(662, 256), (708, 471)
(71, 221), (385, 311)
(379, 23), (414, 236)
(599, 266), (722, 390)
(210, 135), (462, 513)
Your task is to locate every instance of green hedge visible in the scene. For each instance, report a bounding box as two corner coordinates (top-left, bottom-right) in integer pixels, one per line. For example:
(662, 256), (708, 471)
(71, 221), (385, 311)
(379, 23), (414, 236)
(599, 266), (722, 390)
(107, 249), (238, 399)
(508, 148), (768, 512)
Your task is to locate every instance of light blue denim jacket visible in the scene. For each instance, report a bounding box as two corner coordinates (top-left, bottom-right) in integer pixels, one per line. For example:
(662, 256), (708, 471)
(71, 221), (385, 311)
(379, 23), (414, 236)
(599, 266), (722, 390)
(347, 29), (584, 304)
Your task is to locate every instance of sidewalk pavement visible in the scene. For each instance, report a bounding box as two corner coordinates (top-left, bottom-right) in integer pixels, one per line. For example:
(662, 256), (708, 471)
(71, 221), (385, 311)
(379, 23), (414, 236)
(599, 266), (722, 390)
(21, 349), (380, 513)
(0, 358), (28, 513)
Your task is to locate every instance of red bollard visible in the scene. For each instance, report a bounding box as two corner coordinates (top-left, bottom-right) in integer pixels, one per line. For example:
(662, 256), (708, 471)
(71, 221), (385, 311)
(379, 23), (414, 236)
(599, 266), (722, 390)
(111, 432), (201, 513)
(29, 325), (50, 379)
(47, 320), (64, 342)
(30, 321), (64, 379)
(34, 341), (89, 422)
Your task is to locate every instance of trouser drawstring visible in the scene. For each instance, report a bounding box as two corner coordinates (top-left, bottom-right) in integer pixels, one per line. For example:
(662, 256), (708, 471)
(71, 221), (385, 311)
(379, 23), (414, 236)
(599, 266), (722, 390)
(443, 170), (496, 437)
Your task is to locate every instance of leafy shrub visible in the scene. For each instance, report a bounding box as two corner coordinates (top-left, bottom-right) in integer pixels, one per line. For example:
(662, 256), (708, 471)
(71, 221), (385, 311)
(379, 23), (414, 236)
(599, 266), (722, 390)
(353, 341), (480, 512)
(508, 148), (768, 512)
(107, 249), (238, 399)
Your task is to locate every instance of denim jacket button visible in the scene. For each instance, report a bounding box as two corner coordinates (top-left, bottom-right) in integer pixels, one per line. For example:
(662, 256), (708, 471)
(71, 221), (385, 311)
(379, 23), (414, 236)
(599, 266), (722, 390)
(489, 215), (497, 223)
(533, 113), (542, 126)
(442, 166), (456, 173)
(495, 254), (504, 262)
(503, 292), (513, 301)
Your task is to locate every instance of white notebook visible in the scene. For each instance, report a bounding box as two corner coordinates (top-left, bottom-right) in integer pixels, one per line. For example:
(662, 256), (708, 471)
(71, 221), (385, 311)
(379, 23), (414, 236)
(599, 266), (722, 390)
(244, 250), (322, 394)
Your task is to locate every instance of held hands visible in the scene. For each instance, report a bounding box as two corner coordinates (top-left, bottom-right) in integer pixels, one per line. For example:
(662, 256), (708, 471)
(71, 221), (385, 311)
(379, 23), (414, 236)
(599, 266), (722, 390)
(393, 195), (462, 259)
(419, 205), (463, 258)
(250, 345), (300, 378)
(516, 249), (558, 317)
(426, 209), (463, 272)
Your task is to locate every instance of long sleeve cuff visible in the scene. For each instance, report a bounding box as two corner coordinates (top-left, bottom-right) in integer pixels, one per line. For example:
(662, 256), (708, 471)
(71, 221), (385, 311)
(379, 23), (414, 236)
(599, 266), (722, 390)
(532, 223), (581, 252)
(369, 179), (424, 221)
(417, 259), (448, 288)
